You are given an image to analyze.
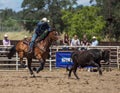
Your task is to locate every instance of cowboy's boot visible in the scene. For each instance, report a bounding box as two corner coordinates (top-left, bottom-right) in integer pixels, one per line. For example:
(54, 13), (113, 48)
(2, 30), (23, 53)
(28, 42), (34, 53)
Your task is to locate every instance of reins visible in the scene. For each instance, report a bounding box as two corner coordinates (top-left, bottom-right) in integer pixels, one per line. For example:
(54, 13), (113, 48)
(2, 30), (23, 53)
(36, 32), (52, 52)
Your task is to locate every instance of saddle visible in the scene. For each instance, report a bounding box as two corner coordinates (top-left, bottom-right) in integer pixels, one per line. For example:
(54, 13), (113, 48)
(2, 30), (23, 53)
(23, 37), (46, 52)
(23, 38), (30, 45)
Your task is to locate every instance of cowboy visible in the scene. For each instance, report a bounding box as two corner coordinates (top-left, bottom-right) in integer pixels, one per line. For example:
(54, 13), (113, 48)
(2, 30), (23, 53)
(28, 17), (51, 53)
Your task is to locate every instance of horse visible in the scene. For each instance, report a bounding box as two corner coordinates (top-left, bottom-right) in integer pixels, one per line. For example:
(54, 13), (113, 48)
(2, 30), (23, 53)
(8, 29), (58, 77)
(67, 49), (110, 79)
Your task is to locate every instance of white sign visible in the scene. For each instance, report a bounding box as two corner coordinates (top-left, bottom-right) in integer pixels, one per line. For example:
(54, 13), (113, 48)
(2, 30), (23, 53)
(61, 58), (72, 62)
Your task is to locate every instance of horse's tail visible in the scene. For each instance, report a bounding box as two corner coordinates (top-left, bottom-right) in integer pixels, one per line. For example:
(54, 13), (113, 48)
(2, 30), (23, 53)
(7, 45), (16, 59)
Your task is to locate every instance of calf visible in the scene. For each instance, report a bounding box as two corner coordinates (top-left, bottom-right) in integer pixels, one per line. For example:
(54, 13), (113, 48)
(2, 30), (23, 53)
(67, 49), (110, 79)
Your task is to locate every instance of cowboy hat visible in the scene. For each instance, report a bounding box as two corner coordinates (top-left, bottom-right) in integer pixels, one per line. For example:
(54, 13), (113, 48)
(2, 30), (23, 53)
(4, 34), (8, 37)
(41, 17), (49, 22)
(92, 36), (96, 39)
(24, 35), (27, 38)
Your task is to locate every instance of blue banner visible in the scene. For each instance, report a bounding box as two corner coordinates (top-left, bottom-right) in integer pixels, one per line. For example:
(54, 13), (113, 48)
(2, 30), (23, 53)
(56, 52), (73, 68)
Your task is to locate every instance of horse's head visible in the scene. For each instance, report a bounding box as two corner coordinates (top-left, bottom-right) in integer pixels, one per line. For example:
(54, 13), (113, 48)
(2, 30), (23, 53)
(102, 49), (110, 64)
(48, 29), (58, 41)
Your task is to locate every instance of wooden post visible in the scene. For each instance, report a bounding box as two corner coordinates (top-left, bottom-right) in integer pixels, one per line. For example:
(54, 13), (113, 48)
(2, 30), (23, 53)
(49, 47), (52, 71)
(117, 46), (120, 69)
(16, 52), (18, 71)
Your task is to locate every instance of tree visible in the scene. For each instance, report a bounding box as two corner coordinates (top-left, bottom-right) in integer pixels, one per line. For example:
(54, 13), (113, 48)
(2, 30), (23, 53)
(91, 0), (120, 41)
(0, 9), (21, 31)
(62, 6), (106, 40)
(21, 0), (77, 32)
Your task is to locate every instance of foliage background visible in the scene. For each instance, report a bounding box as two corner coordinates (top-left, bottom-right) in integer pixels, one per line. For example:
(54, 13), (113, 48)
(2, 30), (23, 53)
(0, 0), (119, 42)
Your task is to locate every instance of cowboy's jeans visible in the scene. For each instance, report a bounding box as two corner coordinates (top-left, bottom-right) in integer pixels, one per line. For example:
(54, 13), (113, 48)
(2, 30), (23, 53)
(29, 33), (38, 49)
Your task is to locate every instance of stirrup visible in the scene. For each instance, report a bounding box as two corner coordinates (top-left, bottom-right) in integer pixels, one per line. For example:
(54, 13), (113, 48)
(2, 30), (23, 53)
(28, 48), (32, 53)
(40, 46), (45, 52)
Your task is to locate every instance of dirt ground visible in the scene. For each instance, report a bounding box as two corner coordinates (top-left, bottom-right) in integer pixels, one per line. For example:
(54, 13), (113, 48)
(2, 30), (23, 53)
(0, 68), (120, 93)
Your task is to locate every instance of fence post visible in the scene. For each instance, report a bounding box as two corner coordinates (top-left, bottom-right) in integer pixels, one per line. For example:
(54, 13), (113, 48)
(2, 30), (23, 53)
(16, 52), (18, 71)
(49, 47), (52, 71)
(117, 46), (120, 69)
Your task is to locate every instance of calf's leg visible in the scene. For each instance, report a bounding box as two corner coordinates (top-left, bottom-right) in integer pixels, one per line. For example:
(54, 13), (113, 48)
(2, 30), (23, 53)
(73, 64), (79, 79)
(90, 61), (102, 75)
(97, 63), (102, 75)
(68, 67), (72, 78)
(68, 63), (79, 79)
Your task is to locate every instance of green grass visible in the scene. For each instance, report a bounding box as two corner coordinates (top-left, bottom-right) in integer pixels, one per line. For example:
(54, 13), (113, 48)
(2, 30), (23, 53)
(0, 30), (33, 40)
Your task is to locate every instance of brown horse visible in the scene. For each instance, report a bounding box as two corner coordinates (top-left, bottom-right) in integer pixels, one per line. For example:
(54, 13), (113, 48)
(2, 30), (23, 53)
(8, 30), (58, 77)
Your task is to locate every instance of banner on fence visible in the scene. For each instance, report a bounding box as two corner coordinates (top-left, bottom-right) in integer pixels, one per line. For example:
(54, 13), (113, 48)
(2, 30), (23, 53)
(56, 52), (73, 68)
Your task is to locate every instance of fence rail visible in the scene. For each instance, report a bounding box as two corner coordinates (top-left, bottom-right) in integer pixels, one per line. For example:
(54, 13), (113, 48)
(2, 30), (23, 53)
(50, 45), (120, 69)
(0, 45), (120, 71)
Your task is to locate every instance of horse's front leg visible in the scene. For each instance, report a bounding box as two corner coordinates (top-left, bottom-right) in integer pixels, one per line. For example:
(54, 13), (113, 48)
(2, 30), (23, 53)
(36, 59), (45, 73)
(19, 57), (27, 68)
(27, 58), (35, 77)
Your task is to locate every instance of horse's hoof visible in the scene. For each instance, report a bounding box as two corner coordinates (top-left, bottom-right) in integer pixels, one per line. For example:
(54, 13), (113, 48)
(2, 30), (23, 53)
(36, 71), (39, 74)
(33, 67), (37, 71)
(30, 74), (36, 78)
(32, 75), (36, 78)
(32, 73), (35, 77)
(21, 64), (27, 68)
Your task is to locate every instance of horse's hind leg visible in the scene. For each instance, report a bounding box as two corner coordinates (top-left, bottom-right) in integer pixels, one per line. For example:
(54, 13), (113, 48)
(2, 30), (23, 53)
(36, 59), (45, 73)
(27, 58), (35, 77)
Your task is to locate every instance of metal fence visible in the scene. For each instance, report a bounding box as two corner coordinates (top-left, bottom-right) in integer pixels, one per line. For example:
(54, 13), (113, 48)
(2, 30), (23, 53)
(51, 45), (120, 69)
(0, 45), (120, 71)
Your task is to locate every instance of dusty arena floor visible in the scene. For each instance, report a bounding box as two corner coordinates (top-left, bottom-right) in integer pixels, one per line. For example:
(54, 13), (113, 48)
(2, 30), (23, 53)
(0, 68), (120, 93)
